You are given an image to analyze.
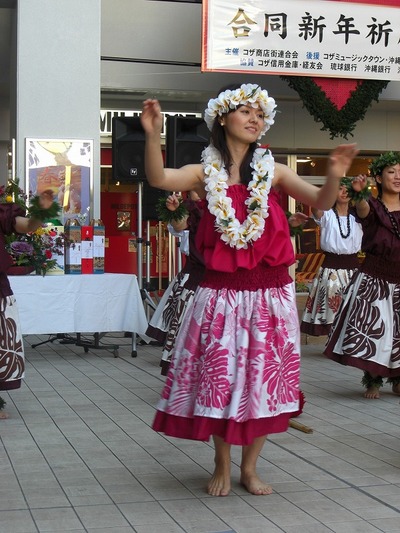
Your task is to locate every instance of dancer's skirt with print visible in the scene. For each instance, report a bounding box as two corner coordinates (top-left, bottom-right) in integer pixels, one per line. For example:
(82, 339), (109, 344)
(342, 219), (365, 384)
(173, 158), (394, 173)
(146, 265), (204, 375)
(158, 284), (197, 376)
(146, 271), (189, 345)
(301, 253), (359, 336)
(324, 255), (400, 378)
(152, 264), (300, 445)
(0, 296), (25, 391)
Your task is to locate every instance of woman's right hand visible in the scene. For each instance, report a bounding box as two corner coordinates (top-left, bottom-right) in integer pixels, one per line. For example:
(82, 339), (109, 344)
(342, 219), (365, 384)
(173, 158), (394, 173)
(141, 99), (163, 135)
(351, 174), (368, 192)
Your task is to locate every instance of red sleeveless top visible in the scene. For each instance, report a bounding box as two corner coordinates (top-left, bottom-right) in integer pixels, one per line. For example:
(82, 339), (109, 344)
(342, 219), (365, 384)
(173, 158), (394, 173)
(196, 185), (295, 273)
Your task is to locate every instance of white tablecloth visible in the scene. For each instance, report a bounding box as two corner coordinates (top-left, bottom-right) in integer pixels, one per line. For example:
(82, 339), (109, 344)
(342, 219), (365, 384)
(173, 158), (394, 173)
(9, 273), (148, 335)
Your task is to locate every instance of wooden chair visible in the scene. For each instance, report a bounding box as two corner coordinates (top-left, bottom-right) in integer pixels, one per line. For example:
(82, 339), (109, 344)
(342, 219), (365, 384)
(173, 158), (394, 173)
(295, 252), (325, 284)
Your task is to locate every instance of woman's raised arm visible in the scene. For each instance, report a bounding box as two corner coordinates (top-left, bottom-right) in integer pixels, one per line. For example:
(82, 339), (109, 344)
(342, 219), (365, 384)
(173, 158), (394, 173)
(141, 99), (204, 193)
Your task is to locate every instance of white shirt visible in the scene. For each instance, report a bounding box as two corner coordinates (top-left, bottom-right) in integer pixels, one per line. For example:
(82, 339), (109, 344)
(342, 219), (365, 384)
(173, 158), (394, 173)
(315, 209), (363, 255)
(167, 224), (190, 255)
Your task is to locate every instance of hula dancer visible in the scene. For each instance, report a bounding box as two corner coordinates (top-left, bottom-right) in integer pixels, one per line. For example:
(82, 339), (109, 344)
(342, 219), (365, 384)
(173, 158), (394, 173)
(324, 152), (400, 399)
(0, 186), (59, 418)
(141, 83), (357, 496)
(301, 179), (363, 336)
(146, 192), (205, 375)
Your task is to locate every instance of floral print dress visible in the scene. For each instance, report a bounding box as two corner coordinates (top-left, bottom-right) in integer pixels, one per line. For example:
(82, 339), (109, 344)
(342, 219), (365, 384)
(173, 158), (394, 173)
(152, 186), (300, 445)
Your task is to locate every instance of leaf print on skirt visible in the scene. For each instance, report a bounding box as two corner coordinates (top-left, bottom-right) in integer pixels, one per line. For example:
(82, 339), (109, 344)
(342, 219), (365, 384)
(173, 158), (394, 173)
(156, 283), (300, 423)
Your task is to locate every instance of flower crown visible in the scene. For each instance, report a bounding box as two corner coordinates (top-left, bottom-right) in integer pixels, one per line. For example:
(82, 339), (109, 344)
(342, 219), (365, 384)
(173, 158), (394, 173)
(204, 83), (277, 139)
(369, 151), (400, 177)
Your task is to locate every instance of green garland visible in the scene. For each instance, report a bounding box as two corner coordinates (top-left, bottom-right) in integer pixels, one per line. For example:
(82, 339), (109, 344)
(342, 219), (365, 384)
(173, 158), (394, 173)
(369, 151), (400, 178)
(344, 180), (371, 203)
(156, 196), (189, 223)
(340, 177), (352, 188)
(386, 377), (400, 386)
(280, 76), (390, 139)
(361, 372), (383, 389)
(27, 196), (60, 221)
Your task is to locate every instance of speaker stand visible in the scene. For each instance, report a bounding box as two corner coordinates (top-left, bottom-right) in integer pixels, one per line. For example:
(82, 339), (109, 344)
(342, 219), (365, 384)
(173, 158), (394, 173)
(131, 181), (158, 356)
(144, 220), (157, 319)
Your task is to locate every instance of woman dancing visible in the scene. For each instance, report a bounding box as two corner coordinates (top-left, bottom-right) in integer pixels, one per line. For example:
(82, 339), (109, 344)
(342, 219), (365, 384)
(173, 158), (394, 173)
(141, 83), (358, 496)
(325, 152), (400, 399)
(301, 179), (363, 336)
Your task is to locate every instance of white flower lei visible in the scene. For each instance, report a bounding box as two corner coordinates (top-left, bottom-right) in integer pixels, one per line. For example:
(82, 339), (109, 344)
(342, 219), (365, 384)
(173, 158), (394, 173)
(202, 145), (274, 250)
(204, 83), (276, 139)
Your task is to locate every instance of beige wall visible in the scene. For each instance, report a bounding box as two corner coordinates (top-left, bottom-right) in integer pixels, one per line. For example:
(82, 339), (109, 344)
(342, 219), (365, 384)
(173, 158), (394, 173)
(14, 0), (101, 216)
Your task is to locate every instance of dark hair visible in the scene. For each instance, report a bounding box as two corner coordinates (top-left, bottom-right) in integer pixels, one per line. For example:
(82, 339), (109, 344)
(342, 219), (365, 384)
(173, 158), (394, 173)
(209, 84), (257, 185)
(369, 151), (400, 197)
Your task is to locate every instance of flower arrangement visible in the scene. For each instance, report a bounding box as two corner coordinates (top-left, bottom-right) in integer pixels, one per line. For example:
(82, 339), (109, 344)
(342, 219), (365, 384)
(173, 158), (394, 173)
(6, 226), (66, 276)
(1, 179), (66, 276)
(0, 179), (27, 209)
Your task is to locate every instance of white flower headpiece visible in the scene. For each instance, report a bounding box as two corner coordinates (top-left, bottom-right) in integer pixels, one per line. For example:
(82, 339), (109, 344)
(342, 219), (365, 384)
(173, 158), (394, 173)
(204, 83), (276, 139)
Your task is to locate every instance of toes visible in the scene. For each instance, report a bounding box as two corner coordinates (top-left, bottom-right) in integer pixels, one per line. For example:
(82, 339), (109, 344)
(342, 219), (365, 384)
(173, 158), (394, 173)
(252, 485), (272, 496)
(207, 485), (230, 497)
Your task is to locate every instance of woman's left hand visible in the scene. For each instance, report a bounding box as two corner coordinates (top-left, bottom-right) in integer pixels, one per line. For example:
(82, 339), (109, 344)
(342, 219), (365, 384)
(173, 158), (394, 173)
(328, 143), (359, 177)
(39, 189), (54, 209)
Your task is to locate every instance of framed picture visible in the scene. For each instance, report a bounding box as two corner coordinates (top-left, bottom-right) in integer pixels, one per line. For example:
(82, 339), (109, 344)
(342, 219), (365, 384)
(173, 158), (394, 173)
(26, 139), (93, 224)
(117, 210), (131, 231)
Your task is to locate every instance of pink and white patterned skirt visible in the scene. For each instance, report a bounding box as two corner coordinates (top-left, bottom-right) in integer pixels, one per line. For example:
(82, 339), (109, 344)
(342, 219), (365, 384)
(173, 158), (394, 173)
(153, 266), (300, 445)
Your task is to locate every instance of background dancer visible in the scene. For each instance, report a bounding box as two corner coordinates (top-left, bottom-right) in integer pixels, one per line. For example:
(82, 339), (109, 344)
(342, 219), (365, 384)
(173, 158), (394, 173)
(0, 187), (59, 419)
(325, 152), (400, 399)
(146, 192), (204, 375)
(301, 179), (363, 337)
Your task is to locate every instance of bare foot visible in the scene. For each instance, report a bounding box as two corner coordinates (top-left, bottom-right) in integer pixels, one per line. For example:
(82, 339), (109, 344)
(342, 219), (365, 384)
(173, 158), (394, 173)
(392, 383), (400, 395)
(364, 385), (380, 399)
(0, 411), (9, 419)
(207, 467), (231, 497)
(240, 472), (273, 495)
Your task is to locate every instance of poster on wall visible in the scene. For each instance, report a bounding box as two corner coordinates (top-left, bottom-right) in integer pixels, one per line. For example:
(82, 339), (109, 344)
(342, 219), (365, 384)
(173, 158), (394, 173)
(26, 139), (92, 224)
(201, 0), (400, 80)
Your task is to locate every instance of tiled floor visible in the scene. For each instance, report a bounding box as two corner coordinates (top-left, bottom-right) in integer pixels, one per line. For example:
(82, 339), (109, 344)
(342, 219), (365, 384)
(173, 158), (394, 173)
(1, 332), (400, 532)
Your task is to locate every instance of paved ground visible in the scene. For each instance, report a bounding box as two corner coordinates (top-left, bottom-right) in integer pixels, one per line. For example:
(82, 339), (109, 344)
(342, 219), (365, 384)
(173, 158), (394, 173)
(1, 332), (400, 533)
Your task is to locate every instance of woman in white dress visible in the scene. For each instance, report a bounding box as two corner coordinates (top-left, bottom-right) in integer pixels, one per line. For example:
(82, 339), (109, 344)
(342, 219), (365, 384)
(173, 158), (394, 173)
(301, 180), (363, 336)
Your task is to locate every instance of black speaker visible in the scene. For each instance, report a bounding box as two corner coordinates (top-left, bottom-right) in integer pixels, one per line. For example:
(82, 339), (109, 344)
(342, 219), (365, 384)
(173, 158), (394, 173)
(142, 182), (166, 221)
(166, 116), (210, 168)
(112, 116), (146, 182)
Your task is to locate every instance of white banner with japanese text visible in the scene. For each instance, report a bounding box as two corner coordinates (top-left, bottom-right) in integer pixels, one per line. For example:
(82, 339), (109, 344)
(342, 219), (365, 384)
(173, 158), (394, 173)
(202, 0), (400, 80)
